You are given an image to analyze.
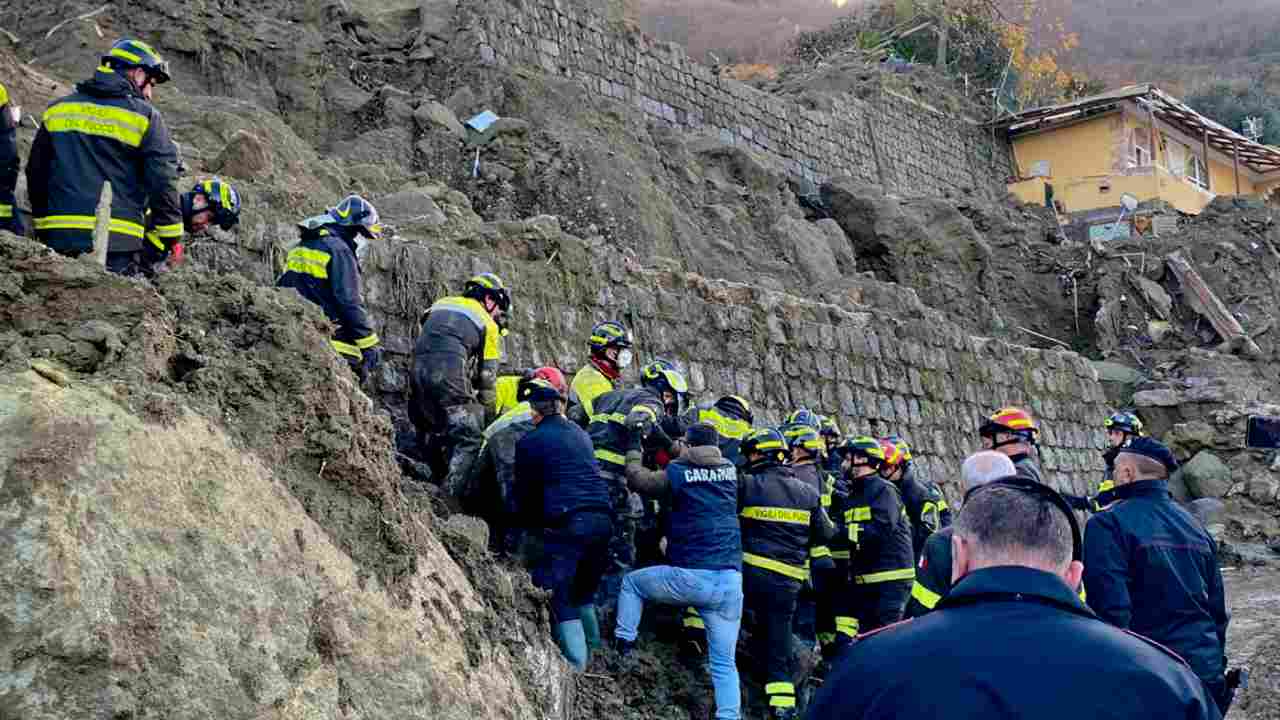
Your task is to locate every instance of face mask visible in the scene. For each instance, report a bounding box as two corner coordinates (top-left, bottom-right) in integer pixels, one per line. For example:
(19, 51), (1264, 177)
(616, 349), (633, 368)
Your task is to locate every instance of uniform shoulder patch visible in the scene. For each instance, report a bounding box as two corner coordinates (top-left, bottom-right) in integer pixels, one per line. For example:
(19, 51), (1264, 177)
(1118, 628), (1191, 668)
(857, 618), (914, 641)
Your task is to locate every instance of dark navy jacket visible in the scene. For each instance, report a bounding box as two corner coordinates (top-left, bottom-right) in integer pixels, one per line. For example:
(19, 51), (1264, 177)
(277, 223), (379, 360)
(1083, 479), (1229, 685)
(514, 414), (612, 528)
(0, 83), (18, 229)
(665, 447), (742, 571)
(807, 566), (1222, 720)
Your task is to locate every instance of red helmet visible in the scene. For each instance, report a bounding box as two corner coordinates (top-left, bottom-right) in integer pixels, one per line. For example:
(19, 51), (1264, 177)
(533, 366), (567, 396)
(879, 438), (905, 468)
(979, 407), (1039, 443)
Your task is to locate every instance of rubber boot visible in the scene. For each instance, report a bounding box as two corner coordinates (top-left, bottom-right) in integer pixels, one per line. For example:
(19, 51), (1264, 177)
(554, 620), (589, 671)
(579, 605), (602, 651)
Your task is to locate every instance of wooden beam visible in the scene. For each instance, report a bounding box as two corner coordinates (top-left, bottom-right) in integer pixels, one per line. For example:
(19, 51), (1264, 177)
(1234, 140), (1241, 195)
(1149, 97), (1161, 198)
(1167, 251), (1262, 358)
(1202, 127), (1211, 191)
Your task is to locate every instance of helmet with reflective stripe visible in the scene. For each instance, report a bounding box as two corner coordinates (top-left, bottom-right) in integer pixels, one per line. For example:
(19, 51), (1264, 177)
(1104, 411), (1143, 436)
(463, 271), (512, 313)
(714, 395), (753, 424)
(326, 195), (383, 239)
(741, 428), (788, 463)
(640, 359), (688, 396)
(879, 438), (905, 468)
(784, 407), (821, 429)
(588, 320), (632, 352)
(184, 178), (241, 230)
(103, 38), (171, 84)
(836, 435), (886, 465)
(819, 415), (842, 441)
(978, 407), (1039, 443)
(883, 435), (912, 463)
(782, 423), (825, 455)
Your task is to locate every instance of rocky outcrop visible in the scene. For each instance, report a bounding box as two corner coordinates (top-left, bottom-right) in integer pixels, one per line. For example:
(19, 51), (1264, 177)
(0, 236), (571, 719)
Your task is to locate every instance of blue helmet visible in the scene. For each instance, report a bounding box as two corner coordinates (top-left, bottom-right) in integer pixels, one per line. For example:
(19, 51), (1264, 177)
(103, 38), (171, 84)
(784, 407), (822, 429)
(183, 178), (241, 231)
(327, 195), (383, 239)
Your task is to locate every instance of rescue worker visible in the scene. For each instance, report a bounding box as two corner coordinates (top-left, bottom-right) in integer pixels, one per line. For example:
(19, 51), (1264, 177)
(0, 82), (21, 235)
(831, 436), (913, 645)
(617, 422), (743, 720)
(878, 436), (951, 563)
(783, 407), (821, 431)
(904, 451), (1014, 618)
(818, 416), (843, 477)
(277, 195), (383, 381)
(474, 367), (567, 556)
(567, 320), (633, 427)
(781, 422), (833, 648)
(409, 272), (511, 497)
(808, 474), (1221, 720)
(977, 407), (1043, 481)
(739, 427), (832, 718)
(815, 422), (852, 655)
(146, 178), (241, 272)
(1083, 437), (1236, 715)
(587, 359), (687, 619)
(26, 38), (183, 274)
(513, 379), (613, 671)
(1099, 411), (1144, 508)
(681, 394), (754, 467)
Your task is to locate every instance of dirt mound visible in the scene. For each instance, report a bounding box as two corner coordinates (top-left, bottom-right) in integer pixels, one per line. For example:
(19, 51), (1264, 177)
(0, 234), (571, 719)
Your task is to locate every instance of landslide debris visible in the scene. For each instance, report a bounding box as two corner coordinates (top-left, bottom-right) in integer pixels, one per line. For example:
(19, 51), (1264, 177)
(0, 234), (572, 719)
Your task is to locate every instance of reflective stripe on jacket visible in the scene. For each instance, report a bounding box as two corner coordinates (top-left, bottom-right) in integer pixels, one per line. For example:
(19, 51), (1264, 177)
(26, 67), (181, 255)
(586, 386), (664, 472)
(276, 227), (378, 357)
(845, 473), (915, 584)
(739, 462), (831, 581)
(0, 83), (17, 222)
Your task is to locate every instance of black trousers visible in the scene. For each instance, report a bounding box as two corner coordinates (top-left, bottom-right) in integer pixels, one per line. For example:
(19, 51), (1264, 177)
(744, 565), (802, 700)
(845, 577), (912, 634)
(534, 511), (613, 623)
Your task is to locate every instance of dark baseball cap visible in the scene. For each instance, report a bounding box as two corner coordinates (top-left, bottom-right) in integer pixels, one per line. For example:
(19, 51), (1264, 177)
(1117, 436), (1179, 473)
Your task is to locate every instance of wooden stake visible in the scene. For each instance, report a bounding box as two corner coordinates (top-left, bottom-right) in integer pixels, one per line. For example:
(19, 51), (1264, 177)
(91, 181), (111, 268)
(1233, 140), (1241, 196)
(1201, 127), (1211, 191)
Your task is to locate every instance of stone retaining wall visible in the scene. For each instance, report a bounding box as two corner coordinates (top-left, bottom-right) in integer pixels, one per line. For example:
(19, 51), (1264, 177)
(455, 0), (1013, 199)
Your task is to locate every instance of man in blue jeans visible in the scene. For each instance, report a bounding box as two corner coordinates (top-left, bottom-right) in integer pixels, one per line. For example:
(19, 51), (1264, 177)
(617, 422), (744, 720)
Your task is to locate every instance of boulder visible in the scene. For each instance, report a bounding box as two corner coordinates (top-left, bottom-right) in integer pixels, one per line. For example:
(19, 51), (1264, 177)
(1091, 361), (1144, 385)
(1246, 475), (1279, 504)
(773, 215), (840, 286)
(211, 129), (273, 178)
(377, 187), (448, 226)
(414, 101), (467, 140)
(1181, 451), (1234, 499)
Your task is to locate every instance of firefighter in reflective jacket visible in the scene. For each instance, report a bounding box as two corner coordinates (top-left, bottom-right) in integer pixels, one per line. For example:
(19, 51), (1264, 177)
(143, 178), (242, 273)
(587, 359), (686, 617)
(1098, 411), (1144, 509)
(568, 320), (633, 427)
(738, 428), (833, 719)
(818, 416), (844, 477)
(277, 195), (383, 380)
(681, 394), (754, 468)
(879, 436), (951, 563)
(410, 272), (511, 499)
(473, 367), (567, 556)
(782, 422), (833, 647)
(832, 436), (914, 644)
(26, 38), (183, 275)
(0, 82), (21, 235)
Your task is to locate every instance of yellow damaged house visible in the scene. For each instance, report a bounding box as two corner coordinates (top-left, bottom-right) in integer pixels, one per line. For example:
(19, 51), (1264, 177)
(995, 85), (1280, 238)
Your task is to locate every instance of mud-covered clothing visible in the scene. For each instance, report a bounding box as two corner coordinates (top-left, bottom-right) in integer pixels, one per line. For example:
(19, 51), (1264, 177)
(277, 224), (379, 362)
(836, 473), (914, 637)
(410, 295), (503, 429)
(0, 83), (20, 234)
(26, 66), (182, 257)
(587, 386), (666, 475)
(1083, 479), (1229, 692)
(808, 566), (1223, 720)
(894, 465), (951, 562)
(475, 400), (536, 552)
(681, 402), (753, 468)
(625, 445), (741, 571)
(903, 526), (952, 619)
(567, 361), (616, 428)
(738, 462), (832, 582)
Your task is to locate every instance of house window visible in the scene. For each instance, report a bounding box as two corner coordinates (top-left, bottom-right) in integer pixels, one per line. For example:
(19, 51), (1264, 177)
(1129, 128), (1151, 167)
(1185, 154), (1209, 189)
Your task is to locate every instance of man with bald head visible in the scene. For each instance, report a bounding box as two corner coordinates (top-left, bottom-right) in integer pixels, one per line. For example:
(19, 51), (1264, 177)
(806, 469), (1221, 720)
(1083, 437), (1234, 714)
(903, 451), (1014, 617)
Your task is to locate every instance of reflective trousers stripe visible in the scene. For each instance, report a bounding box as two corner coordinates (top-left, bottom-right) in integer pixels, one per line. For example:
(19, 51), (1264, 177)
(809, 545), (831, 558)
(911, 580), (941, 609)
(742, 552), (807, 581)
(829, 550), (850, 560)
(594, 448), (625, 466)
(855, 568), (915, 584)
(35, 215), (145, 237)
(331, 339), (361, 358)
(835, 616), (859, 637)
(0, 204), (11, 218)
(354, 333), (379, 349)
